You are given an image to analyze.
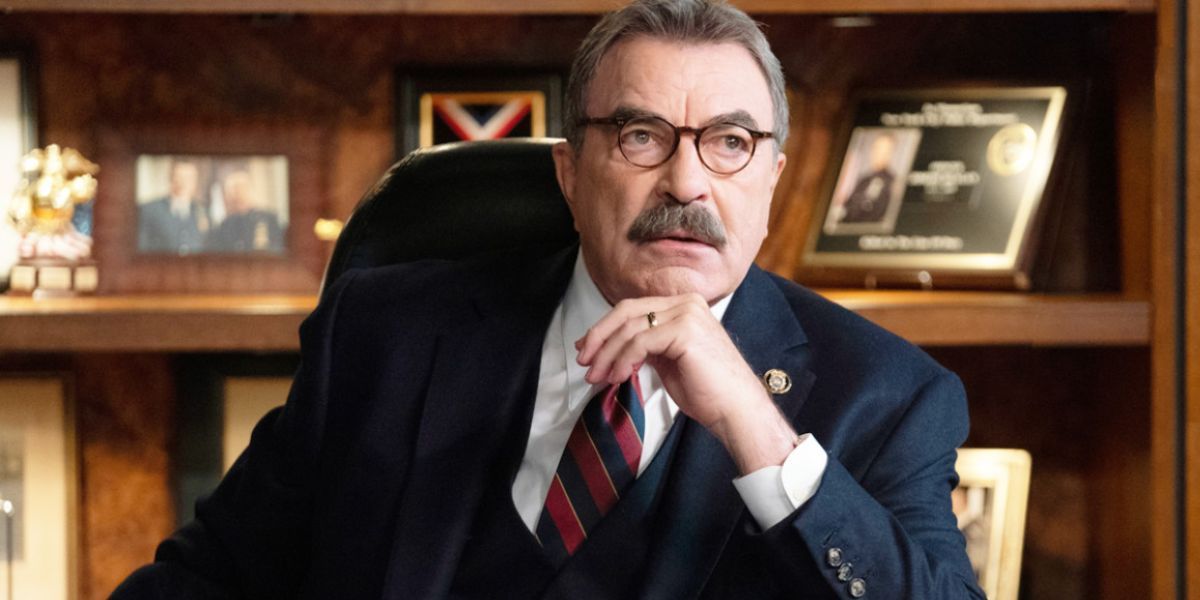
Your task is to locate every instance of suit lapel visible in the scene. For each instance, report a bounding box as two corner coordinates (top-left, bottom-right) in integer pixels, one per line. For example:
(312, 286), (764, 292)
(382, 249), (575, 600)
(639, 266), (817, 600)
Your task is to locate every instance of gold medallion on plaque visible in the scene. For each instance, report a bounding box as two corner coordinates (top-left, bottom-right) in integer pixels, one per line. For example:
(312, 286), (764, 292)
(986, 123), (1037, 177)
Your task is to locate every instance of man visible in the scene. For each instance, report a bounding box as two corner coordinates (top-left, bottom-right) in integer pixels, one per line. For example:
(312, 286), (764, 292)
(206, 170), (284, 253)
(116, 1), (982, 598)
(839, 132), (899, 224)
(138, 160), (208, 254)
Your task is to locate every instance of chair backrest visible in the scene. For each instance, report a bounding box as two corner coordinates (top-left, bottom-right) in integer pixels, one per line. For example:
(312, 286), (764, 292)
(322, 138), (578, 292)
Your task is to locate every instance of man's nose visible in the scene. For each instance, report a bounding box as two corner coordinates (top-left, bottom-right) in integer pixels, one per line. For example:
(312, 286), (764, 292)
(656, 138), (710, 204)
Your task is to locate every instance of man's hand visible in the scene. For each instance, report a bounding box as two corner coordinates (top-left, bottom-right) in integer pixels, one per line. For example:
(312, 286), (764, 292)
(575, 293), (797, 474)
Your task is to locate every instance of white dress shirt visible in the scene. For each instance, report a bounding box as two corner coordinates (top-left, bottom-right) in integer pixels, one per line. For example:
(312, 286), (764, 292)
(511, 251), (828, 532)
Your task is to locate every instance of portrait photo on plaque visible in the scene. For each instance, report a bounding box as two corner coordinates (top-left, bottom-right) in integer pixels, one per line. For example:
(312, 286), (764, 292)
(395, 69), (563, 157)
(801, 87), (1068, 289)
(135, 154), (289, 256)
(823, 127), (921, 236)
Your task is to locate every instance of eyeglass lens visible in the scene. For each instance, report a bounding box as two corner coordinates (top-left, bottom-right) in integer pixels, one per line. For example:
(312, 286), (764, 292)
(617, 117), (757, 174)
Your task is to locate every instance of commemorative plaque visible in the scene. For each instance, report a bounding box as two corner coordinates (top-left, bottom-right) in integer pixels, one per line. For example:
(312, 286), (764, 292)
(800, 87), (1067, 290)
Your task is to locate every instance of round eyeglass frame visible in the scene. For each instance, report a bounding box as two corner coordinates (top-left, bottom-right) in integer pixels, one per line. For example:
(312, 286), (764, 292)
(577, 115), (774, 175)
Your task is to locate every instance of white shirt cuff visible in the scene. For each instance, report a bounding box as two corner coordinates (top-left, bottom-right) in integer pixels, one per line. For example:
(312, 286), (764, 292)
(732, 433), (828, 530)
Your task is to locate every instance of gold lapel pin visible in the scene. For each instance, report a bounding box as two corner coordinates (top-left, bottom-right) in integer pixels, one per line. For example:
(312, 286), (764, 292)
(762, 369), (792, 395)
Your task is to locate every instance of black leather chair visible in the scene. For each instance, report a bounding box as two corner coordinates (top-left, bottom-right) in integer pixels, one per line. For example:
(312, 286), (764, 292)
(321, 138), (578, 293)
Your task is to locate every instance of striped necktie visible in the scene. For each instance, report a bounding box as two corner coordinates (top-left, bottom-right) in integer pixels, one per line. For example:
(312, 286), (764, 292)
(536, 377), (645, 565)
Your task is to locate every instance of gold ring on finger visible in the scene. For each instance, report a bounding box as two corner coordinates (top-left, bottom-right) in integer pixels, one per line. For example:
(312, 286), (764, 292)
(646, 311), (658, 329)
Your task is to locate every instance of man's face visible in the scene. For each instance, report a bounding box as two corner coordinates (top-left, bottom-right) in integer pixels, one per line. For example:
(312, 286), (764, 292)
(553, 37), (786, 304)
(223, 172), (253, 215)
(868, 135), (895, 172)
(170, 163), (199, 201)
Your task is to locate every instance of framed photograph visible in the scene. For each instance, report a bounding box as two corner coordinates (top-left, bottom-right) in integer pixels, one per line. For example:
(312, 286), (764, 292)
(800, 87), (1068, 289)
(0, 377), (78, 600)
(822, 127), (922, 236)
(396, 69), (563, 157)
(0, 50), (38, 291)
(134, 155), (289, 256)
(954, 448), (1032, 600)
(95, 123), (327, 293)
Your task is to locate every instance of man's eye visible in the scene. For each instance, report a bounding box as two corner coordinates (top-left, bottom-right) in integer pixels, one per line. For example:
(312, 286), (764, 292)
(625, 129), (656, 146)
(722, 135), (748, 151)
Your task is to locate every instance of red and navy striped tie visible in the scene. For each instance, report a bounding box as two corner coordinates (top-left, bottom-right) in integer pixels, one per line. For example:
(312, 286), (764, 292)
(536, 377), (645, 565)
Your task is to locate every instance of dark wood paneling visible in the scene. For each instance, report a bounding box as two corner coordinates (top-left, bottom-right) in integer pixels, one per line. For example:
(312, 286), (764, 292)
(930, 346), (1151, 600)
(0, 355), (176, 600)
(73, 354), (175, 600)
(756, 13), (1129, 293)
(0, 12), (596, 291)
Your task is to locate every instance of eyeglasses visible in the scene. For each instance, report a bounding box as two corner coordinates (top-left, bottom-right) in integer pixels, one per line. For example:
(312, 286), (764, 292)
(577, 115), (774, 175)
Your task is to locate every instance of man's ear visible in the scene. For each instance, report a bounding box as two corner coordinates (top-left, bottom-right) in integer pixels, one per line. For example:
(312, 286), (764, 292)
(768, 151), (787, 198)
(552, 140), (577, 213)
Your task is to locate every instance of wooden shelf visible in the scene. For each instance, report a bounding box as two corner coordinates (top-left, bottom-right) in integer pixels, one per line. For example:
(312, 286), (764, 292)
(0, 292), (1150, 352)
(0, 294), (315, 352)
(823, 290), (1151, 346)
(0, 0), (1156, 14)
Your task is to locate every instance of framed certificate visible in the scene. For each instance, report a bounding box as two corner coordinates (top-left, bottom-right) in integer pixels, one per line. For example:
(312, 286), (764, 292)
(800, 87), (1068, 290)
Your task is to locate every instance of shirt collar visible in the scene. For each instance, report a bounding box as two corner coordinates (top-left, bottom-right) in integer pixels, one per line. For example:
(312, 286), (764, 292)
(562, 249), (733, 411)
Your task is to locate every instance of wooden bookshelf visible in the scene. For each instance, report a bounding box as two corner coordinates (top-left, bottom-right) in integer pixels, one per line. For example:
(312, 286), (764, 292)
(0, 3), (1189, 599)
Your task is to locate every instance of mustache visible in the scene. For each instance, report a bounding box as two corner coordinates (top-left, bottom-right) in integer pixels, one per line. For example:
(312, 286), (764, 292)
(626, 202), (727, 248)
(624, 201), (724, 248)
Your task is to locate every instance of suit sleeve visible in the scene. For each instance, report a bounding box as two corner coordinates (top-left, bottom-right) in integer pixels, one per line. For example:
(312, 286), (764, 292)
(111, 271), (360, 599)
(760, 371), (985, 599)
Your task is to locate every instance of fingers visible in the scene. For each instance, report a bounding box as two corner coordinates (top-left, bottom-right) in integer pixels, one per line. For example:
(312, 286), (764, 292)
(576, 296), (668, 365)
(584, 306), (680, 384)
(577, 293), (711, 385)
(576, 293), (708, 364)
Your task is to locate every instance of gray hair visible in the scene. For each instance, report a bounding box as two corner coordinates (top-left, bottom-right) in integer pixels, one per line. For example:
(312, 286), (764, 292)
(564, 0), (789, 150)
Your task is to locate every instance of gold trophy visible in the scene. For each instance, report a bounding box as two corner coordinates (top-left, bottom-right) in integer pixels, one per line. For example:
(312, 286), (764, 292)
(6, 144), (100, 296)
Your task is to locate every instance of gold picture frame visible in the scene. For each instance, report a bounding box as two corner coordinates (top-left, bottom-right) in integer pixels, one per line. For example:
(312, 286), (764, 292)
(954, 448), (1032, 600)
(0, 377), (78, 600)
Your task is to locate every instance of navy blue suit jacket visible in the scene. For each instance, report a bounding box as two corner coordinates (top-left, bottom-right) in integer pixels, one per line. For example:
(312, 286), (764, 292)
(115, 247), (983, 599)
(137, 197), (206, 254)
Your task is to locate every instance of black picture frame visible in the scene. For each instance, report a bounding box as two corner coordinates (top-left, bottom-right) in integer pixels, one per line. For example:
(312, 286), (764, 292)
(799, 86), (1069, 290)
(395, 68), (563, 158)
(173, 354), (299, 525)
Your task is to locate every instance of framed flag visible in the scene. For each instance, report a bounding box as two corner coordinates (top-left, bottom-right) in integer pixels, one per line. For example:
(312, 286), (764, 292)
(396, 69), (563, 157)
